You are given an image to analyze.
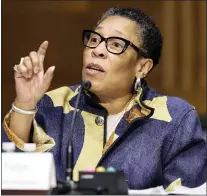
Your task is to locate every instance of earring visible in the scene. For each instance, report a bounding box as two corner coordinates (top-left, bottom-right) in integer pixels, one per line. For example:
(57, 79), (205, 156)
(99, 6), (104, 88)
(134, 77), (141, 91)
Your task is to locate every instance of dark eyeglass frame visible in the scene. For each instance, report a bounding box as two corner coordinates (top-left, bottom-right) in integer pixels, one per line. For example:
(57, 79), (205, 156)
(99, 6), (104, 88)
(82, 30), (148, 57)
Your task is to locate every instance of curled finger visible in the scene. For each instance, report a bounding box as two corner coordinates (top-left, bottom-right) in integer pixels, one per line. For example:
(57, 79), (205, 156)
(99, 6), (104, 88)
(15, 63), (29, 78)
(23, 56), (33, 77)
(29, 51), (39, 74)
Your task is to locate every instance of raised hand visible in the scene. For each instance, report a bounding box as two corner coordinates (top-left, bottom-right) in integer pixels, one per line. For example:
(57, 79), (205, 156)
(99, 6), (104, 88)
(13, 41), (55, 109)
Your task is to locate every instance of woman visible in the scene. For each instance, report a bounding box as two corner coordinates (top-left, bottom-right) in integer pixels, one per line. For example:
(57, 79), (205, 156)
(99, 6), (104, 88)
(2, 7), (206, 190)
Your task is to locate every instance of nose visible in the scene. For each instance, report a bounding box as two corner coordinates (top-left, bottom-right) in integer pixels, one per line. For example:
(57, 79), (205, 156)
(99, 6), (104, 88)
(91, 41), (107, 58)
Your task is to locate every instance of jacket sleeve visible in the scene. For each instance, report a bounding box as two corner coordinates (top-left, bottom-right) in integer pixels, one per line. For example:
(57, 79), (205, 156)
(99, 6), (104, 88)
(163, 109), (207, 189)
(1, 95), (55, 152)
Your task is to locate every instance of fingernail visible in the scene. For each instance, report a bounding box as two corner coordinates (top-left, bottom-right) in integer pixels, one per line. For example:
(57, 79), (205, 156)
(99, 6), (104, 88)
(20, 57), (24, 64)
(34, 67), (39, 73)
(51, 66), (55, 72)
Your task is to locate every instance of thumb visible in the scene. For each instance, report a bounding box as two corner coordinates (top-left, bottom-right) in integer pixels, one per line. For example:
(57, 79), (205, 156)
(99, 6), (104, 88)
(43, 66), (55, 92)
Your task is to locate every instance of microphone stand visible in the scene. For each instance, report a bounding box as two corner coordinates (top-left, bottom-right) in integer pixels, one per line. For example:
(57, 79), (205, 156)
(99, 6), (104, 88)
(67, 87), (82, 182)
(49, 81), (91, 195)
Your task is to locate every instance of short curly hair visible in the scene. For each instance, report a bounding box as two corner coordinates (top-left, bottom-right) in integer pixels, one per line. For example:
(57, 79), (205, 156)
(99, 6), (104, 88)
(97, 7), (163, 66)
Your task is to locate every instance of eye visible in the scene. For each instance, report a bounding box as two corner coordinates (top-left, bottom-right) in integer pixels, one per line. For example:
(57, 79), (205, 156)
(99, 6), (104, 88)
(108, 38), (125, 49)
(90, 37), (98, 43)
(113, 42), (122, 48)
(110, 41), (125, 49)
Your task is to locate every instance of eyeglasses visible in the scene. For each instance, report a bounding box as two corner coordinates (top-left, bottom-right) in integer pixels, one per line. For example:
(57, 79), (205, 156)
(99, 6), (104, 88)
(82, 30), (147, 57)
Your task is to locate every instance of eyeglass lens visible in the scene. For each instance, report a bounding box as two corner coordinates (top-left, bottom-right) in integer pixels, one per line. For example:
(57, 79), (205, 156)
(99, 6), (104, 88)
(84, 31), (126, 54)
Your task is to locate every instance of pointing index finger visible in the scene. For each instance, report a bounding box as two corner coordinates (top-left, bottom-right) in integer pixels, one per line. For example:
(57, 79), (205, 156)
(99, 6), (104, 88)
(37, 41), (49, 70)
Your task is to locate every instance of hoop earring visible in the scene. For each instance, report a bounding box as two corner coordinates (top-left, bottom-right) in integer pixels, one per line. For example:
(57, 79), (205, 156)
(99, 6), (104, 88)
(134, 77), (141, 91)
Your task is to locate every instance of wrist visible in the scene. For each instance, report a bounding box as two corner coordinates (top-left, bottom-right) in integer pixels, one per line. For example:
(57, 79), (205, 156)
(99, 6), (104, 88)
(14, 99), (37, 110)
(12, 102), (37, 115)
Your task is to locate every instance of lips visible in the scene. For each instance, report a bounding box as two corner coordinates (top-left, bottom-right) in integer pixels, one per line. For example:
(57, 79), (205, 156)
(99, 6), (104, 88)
(86, 63), (105, 73)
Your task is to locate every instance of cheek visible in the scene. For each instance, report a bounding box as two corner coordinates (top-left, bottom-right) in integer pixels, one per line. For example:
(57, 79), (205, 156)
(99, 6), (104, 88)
(107, 56), (137, 88)
(83, 49), (90, 64)
(109, 55), (135, 75)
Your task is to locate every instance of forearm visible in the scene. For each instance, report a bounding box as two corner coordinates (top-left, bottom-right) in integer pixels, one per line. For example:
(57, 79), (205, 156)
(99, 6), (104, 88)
(10, 101), (36, 143)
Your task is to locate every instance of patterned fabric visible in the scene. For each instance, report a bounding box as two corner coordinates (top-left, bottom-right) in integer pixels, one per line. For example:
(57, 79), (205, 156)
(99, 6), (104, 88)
(2, 82), (207, 189)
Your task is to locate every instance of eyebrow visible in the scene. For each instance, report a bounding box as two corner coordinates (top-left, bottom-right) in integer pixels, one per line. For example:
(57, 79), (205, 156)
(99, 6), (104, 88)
(95, 26), (128, 38)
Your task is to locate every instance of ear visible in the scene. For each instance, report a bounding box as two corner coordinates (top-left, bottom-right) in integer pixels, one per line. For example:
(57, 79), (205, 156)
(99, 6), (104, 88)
(135, 58), (153, 79)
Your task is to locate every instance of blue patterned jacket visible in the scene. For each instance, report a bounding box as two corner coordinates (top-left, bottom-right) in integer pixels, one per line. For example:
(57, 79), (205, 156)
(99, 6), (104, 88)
(2, 82), (207, 190)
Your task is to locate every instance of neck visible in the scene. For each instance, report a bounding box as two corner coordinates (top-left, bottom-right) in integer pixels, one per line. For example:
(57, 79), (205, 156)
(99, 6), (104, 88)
(98, 93), (133, 115)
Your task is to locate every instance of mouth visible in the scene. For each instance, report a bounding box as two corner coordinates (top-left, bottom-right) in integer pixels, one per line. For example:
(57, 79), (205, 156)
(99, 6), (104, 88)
(85, 63), (105, 75)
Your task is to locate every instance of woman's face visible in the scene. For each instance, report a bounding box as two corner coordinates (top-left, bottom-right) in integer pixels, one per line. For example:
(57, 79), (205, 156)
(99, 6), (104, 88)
(82, 16), (142, 98)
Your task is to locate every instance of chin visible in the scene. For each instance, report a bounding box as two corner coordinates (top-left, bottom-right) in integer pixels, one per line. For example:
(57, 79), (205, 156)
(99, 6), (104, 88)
(86, 80), (103, 94)
(82, 73), (105, 94)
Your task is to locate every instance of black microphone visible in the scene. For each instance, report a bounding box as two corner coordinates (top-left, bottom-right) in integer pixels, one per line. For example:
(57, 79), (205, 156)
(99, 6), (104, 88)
(82, 80), (91, 91)
(67, 80), (91, 183)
